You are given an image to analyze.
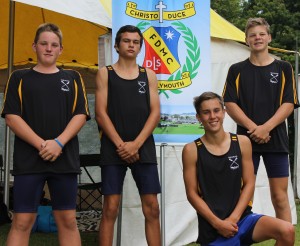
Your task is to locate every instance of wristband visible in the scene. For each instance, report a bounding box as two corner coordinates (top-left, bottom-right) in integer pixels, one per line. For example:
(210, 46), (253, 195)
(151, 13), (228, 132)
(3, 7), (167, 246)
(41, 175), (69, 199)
(54, 138), (64, 148)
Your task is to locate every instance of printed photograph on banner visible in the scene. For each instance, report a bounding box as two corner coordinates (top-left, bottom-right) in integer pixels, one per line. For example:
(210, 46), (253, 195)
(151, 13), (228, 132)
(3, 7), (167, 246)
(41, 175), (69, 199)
(112, 0), (211, 144)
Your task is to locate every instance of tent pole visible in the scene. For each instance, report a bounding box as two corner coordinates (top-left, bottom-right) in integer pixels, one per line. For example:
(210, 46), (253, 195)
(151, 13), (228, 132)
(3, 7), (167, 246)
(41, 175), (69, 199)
(3, 0), (15, 206)
(116, 194), (123, 246)
(160, 143), (167, 246)
(293, 49), (299, 198)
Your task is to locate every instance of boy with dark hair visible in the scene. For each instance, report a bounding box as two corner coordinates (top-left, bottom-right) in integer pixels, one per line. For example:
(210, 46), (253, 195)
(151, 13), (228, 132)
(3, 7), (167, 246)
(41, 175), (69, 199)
(95, 25), (161, 246)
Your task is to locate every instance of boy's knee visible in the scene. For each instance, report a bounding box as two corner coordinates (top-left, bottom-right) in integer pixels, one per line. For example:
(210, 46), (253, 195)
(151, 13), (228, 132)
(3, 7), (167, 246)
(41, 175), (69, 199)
(283, 223), (295, 243)
(271, 193), (289, 208)
(143, 201), (160, 221)
(278, 222), (295, 245)
(103, 205), (119, 221)
(12, 214), (36, 232)
(12, 218), (35, 233)
(54, 214), (77, 231)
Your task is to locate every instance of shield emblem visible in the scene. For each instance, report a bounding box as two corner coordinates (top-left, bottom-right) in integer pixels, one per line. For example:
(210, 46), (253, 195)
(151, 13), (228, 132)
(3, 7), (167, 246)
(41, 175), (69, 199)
(143, 26), (181, 75)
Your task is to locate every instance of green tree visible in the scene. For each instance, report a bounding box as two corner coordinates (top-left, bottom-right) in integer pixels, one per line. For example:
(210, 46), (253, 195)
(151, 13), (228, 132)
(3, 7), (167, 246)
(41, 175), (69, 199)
(211, 0), (299, 63)
(211, 0), (242, 25)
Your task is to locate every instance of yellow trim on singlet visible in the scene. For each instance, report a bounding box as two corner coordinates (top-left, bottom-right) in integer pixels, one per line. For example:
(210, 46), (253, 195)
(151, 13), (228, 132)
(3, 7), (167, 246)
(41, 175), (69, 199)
(222, 82), (227, 98)
(195, 138), (202, 196)
(1, 69), (30, 115)
(235, 73), (240, 98)
(231, 135), (238, 141)
(18, 79), (23, 114)
(195, 139), (202, 147)
(280, 71), (286, 106)
(77, 72), (90, 116)
(64, 69), (90, 116)
(72, 80), (78, 114)
(291, 67), (299, 104)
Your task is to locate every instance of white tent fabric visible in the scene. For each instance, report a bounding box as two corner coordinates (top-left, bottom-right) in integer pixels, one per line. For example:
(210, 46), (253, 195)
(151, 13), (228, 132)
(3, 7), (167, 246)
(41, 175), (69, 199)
(14, 0), (112, 28)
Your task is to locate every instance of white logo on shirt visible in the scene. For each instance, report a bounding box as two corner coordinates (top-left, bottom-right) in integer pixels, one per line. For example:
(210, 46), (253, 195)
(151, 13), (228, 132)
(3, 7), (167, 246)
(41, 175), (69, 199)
(138, 81), (146, 94)
(228, 155), (239, 170)
(270, 72), (279, 84)
(61, 79), (70, 91)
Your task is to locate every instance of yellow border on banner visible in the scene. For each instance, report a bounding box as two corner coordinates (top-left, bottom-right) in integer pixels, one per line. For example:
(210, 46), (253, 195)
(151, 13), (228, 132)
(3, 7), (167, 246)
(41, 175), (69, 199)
(126, 1), (196, 21)
(158, 71), (192, 90)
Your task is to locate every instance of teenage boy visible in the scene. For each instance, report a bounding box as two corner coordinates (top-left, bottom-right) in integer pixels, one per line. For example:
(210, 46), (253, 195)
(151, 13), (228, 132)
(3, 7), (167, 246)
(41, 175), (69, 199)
(2, 23), (90, 246)
(222, 17), (299, 222)
(95, 25), (161, 246)
(182, 91), (295, 245)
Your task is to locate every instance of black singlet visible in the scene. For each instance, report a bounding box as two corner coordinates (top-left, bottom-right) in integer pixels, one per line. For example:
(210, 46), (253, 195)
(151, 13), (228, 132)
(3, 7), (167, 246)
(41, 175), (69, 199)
(195, 133), (252, 244)
(223, 59), (299, 153)
(1, 68), (90, 175)
(99, 66), (157, 165)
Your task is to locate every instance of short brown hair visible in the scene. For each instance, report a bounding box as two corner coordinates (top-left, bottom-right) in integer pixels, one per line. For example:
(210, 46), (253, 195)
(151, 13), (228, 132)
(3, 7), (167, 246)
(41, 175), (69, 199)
(34, 23), (63, 46)
(193, 92), (224, 114)
(245, 17), (270, 36)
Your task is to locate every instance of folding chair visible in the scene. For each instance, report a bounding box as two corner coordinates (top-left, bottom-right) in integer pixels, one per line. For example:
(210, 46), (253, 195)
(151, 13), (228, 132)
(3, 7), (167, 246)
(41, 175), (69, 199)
(77, 154), (102, 213)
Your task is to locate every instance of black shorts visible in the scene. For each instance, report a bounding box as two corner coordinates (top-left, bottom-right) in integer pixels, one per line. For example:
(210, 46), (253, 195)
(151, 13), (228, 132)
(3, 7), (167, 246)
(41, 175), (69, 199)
(101, 163), (161, 195)
(13, 173), (78, 212)
(252, 152), (289, 178)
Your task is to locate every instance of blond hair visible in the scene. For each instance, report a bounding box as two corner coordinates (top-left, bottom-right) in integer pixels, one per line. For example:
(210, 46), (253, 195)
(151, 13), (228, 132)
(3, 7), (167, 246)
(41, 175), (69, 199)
(34, 23), (63, 46)
(245, 17), (270, 36)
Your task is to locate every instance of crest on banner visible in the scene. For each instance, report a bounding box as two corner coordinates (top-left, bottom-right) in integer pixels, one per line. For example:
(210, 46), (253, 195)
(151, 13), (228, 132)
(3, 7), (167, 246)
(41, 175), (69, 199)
(125, 1), (200, 99)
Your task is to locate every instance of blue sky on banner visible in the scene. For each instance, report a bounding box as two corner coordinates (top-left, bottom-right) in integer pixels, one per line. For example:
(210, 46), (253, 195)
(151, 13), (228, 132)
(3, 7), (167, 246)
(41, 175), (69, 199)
(112, 1), (210, 144)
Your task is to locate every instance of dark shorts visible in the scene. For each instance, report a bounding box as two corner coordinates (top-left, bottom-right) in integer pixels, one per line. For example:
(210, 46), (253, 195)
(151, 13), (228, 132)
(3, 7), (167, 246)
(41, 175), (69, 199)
(13, 173), (78, 212)
(101, 163), (161, 195)
(204, 213), (264, 246)
(252, 153), (289, 178)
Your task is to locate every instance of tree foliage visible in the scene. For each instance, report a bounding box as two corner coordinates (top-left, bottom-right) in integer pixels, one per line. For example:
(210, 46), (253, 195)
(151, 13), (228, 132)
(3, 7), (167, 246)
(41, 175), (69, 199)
(211, 0), (300, 67)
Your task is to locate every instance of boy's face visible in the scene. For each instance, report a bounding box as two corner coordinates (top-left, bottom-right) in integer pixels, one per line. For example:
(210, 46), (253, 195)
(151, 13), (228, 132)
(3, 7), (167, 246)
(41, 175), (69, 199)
(115, 32), (141, 58)
(32, 31), (63, 66)
(245, 25), (271, 52)
(196, 98), (225, 133)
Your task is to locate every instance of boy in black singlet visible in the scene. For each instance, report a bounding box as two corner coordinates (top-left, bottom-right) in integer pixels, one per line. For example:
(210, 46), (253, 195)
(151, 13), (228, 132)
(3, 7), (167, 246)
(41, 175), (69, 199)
(182, 92), (294, 245)
(222, 17), (299, 222)
(2, 23), (89, 246)
(95, 25), (161, 246)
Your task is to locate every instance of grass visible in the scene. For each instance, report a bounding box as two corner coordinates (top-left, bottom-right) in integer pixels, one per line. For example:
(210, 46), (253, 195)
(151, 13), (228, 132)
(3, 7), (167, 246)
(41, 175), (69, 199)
(154, 123), (204, 135)
(0, 224), (99, 246)
(0, 203), (299, 245)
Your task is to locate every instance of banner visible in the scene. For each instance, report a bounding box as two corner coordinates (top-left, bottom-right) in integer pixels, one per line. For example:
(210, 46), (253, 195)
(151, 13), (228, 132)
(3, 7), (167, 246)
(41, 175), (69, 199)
(113, 0), (211, 144)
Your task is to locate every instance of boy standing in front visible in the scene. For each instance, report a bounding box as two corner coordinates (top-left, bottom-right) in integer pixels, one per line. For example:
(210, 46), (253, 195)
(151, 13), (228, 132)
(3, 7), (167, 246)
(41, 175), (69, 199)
(2, 23), (90, 246)
(222, 18), (299, 222)
(95, 25), (161, 246)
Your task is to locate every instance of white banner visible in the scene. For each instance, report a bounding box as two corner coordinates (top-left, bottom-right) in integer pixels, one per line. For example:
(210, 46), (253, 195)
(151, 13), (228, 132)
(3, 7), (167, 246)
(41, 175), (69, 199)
(113, 0), (211, 144)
